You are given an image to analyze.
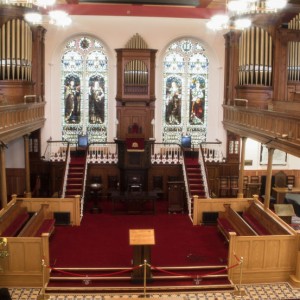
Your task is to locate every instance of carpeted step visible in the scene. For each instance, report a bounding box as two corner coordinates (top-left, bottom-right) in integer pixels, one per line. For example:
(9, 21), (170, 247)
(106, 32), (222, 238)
(189, 185), (204, 190)
(188, 179), (204, 184)
(67, 178), (82, 184)
(68, 172), (84, 177)
(46, 265), (234, 293)
(66, 185), (83, 191)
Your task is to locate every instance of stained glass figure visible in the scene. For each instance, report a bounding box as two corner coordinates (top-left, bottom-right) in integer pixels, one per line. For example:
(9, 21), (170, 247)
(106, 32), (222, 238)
(89, 76), (105, 124)
(64, 75), (81, 124)
(189, 76), (205, 125)
(162, 39), (209, 145)
(165, 76), (182, 125)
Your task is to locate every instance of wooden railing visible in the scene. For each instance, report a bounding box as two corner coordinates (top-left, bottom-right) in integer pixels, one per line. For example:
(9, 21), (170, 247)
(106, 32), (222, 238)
(0, 102), (45, 142)
(223, 105), (300, 156)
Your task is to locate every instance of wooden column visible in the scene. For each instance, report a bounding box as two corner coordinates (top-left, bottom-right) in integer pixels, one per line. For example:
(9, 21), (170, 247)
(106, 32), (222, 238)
(264, 147), (274, 209)
(23, 135), (31, 198)
(0, 144), (8, 208)
(238, 137), (247, 198)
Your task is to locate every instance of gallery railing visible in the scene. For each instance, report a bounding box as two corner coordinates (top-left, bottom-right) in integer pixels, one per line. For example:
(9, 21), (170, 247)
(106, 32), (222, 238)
(150, 143), (183, 164)
(87, 143), (118, 164)
(200, 140), (224, 163)
(0, 102), (45, 142)
(223, 105), (300, 156)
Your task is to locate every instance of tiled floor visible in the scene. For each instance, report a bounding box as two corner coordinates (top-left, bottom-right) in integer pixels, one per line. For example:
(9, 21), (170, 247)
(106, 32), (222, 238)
(8, 283), (300, 300)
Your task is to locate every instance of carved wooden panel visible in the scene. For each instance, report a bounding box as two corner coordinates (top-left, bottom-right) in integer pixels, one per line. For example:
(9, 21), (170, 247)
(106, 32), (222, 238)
(116, 106), (154, 140)
(116, 49), (157, 103)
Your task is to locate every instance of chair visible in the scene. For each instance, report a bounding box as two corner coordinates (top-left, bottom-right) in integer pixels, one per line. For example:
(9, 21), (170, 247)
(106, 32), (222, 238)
(153, 176), (164, 200)
(287, 175), (295, 187)
(274, 171), (287, 188)
(250, 176), (260, 183)
(219, 176), (230, 197)
(230, 176), (239, 197)
(243, 176), (249, 197)
(127, 176), (142, 193)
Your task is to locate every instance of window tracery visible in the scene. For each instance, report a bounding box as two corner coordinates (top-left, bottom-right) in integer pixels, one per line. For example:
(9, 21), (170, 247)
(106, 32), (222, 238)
(162, 39), (209, 145)
(61, 36), (108, 143)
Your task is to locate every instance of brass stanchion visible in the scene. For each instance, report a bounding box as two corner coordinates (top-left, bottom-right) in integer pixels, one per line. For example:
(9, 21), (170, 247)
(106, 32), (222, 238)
(234, 256), (246, 297)
(37, 259), (50, 300)
(143, 259), (147, 298)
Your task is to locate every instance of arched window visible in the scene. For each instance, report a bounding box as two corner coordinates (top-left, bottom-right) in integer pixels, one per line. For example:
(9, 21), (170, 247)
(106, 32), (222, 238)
(61, 36), (108, 143)
(162, 38), (209, 145)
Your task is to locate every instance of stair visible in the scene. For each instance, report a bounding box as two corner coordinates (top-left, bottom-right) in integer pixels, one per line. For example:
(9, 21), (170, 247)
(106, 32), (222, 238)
(185, 160), (206, 198)
(64, 153), (86, 198)
(46, 265), (235, 293)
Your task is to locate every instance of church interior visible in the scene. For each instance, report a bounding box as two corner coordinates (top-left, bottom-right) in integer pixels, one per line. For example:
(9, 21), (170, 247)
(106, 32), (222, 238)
(1, 0), (300, 299)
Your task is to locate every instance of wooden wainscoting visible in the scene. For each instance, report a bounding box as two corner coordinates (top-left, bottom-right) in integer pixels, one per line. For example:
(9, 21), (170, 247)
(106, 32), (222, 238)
(0, 234), (50, 287)
(6, 168), (25, 197)
(12, 195), (81, 226)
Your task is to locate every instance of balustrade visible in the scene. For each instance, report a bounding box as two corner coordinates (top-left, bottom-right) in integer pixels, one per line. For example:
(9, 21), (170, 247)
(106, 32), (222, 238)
(87, 144), (118, 164)
(0, 102), (45, 142)
(150, 143), (183, 165)
(223, 105), (300, 156)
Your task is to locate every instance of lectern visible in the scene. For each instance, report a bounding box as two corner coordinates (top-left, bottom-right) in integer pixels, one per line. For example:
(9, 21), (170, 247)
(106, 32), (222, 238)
(129, 229), (155, 282)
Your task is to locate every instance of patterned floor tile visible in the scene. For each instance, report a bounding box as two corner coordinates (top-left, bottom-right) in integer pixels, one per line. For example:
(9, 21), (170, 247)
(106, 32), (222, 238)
(8, 283), (300, 300)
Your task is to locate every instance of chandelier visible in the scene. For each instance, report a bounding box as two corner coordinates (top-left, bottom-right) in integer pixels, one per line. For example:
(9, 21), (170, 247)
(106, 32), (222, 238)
(207, 0), (287, 31)
(1, 0), (72, 27)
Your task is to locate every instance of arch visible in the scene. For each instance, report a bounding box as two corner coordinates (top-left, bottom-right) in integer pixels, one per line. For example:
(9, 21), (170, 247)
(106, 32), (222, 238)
(61, 35), (109, 143)
(162, 37), (209, 145)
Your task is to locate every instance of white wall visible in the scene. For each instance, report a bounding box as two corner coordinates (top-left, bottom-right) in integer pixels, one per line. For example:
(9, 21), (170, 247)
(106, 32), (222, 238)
(42, 15), (227, 154)
(6, 138), (25, 168)
(244, 138), (300, 171)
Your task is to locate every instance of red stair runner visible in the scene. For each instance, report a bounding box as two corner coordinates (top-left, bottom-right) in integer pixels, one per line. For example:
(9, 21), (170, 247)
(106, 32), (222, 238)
(65, 154), (86, 198)
(185, 157), (206, 198)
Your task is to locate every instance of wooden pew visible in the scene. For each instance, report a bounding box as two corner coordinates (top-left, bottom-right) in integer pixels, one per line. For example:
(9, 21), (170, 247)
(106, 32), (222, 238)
(18, 204), (55, 237)
(243, 201), (290, 235)
(217, 204), (257, 241)
(0, 201), (30, 237)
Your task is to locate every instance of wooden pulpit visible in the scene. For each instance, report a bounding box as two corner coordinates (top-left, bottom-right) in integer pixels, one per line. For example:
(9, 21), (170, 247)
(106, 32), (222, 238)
(129, 229), (155, 282)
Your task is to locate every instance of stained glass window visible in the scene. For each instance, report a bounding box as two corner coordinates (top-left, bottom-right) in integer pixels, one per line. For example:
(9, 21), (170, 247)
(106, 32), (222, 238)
(162, 39), (209, 145)
(61, 36), (108, 144)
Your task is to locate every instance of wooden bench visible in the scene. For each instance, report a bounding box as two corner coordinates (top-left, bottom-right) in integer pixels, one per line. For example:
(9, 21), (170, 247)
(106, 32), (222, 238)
(0, 201), (30, 237)
(243, 201), (290, 235)
(217, 204), (257, 241)
(18, 204), (55, 237)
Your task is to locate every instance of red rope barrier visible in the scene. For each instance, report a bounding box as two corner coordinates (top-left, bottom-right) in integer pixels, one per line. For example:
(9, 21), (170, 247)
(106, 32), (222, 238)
(47, 264), (141, 277)
(46, 259), (241, 280)
(151, 262), (240, 279)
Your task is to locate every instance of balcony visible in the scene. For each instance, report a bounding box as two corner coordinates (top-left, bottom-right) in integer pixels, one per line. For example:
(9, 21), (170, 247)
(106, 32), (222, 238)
(0, 102), (45, 143)
(223, 104), (300, 157)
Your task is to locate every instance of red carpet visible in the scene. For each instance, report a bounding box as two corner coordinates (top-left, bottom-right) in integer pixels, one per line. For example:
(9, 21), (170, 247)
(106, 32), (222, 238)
(49, 202), (228, 269)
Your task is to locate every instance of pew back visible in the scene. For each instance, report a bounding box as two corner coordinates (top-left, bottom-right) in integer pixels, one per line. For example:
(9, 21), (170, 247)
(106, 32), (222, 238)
(18, 204), (54, 237)
(0, 201), (29, 236)
(218, 204), (257, 240)
(245, 201), (290, 235)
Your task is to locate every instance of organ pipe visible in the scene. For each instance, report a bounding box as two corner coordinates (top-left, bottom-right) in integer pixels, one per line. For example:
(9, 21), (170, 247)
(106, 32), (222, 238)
(238, 26), (272, 86)
(287, 13), (300, 81)
(0, 18), (32, 81)
(124, 59), (148, 95)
